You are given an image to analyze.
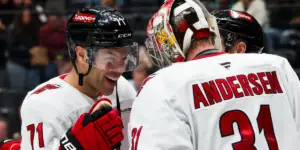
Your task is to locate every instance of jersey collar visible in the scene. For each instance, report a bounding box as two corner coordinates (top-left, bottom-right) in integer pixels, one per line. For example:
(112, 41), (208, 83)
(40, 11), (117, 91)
(192, 49), (226, 61)
(59, 73), (104, 98)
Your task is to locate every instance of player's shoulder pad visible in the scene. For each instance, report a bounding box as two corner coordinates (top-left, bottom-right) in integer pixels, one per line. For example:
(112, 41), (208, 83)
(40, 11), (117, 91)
(26, 77), (64, 97)
(21, 76), (75, 117)
(136, 65), (186, 98)
(23, 77), (65, 103)
(229, 53), (288, 68)
(253, 53), (288, 65)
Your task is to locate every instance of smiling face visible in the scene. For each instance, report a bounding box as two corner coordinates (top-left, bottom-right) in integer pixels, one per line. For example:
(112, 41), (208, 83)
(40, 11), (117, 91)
(90, 47), (128, 95)
(75, 46), (128, 95)
(22, 9), (31, 25)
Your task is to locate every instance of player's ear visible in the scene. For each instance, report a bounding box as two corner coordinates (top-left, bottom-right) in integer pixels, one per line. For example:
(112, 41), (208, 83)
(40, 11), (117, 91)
(75, 46), (89, 72)
(236, 41), (246, 54)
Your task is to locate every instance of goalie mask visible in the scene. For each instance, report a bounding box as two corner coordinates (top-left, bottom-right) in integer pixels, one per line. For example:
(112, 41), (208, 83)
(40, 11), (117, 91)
(145, 0), (221, 68)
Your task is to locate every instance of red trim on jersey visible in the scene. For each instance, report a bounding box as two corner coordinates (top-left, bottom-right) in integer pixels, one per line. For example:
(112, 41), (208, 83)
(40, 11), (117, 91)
(192, 52), (226, 60)
(59, 74), (68, 79)
(59, 74), (104, 97)
(33, 84), (60, 94)
(174, 55), (185, 62)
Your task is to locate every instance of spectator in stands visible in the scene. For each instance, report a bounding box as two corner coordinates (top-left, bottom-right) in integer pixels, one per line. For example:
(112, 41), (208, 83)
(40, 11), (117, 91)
(45, 0), (66, 18)
(231, 0), (269, 28)
(132, 64), (158, 91)
(87, 0), (123, 10)
(101, 0), (120, 10)
(0, 20), (8, 88)
(39, 12), (66, 81)
(13, 0), (21, 6)
(0, 116), (8, 141)
(12, 0), (23, 10)
(56, 51), (72, 75)
(6, 8), (41, 90)
(0, 0), (14, 27)
(279, 13), (300, 68)
(23, 0), (47, 24)
(209, 0), (235, 11)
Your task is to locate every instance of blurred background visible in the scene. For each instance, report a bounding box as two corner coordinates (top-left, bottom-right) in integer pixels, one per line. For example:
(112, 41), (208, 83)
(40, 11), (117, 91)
(0, 0), (299, 141)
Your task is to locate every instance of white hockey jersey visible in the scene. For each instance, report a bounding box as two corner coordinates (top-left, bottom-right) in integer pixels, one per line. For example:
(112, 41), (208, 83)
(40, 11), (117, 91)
(129, 52), (300, 150)
(20, 74), (136, 150)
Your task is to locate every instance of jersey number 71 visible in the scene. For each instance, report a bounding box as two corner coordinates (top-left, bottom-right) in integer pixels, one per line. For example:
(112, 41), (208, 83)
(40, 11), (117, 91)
(27, 122), (45, 150)
(219, 105), (279, 150)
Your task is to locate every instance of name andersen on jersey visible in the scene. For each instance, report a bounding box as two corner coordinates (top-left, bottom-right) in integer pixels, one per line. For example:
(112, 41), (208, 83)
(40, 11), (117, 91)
(192, 71), (283, 110)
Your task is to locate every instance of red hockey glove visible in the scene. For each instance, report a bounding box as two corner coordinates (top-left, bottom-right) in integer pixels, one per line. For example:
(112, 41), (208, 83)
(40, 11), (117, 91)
(60, 106), (123, 150)
(0, 139), (21, 150)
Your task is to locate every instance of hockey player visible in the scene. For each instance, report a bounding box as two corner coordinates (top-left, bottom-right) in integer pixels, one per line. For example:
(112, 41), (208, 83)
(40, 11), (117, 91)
(129, 0), (300, 149)
(1, 7), (138, 150)
(212, 9), (264, 54)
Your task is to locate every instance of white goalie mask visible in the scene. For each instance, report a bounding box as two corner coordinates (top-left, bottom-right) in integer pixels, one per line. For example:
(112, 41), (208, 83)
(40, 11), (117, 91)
(145, 0), (222, 68)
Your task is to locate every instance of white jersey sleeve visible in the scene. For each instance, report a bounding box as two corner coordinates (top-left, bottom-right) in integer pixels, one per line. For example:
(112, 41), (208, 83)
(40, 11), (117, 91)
(281, 58), (300, 135)
(128, 75), (193, 150)
(20, 76), (94, 150)
(20, 96), (61, 150)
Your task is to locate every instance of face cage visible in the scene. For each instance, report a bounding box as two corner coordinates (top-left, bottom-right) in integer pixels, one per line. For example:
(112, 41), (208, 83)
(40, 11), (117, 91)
(87, 42), (139, 72)
(144, 0), (222, 69)
(145, 36), (180, 69)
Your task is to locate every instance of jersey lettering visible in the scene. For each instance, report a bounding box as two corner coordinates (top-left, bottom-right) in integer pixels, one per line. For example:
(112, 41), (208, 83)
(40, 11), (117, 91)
(26, 122), (45, 150)
(61, 135), (76, 150)
(131, 126), (143, 150)
(193, 71), (283, 109)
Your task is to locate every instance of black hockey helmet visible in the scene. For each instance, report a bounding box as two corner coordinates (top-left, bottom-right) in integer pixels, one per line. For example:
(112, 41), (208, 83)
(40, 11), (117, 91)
(66, 7), (138, 85)
(211, 9), (264, 53)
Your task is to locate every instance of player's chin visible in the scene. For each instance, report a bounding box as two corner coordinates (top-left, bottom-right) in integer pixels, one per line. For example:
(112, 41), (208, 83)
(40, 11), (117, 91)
(101, 77), (116, 95)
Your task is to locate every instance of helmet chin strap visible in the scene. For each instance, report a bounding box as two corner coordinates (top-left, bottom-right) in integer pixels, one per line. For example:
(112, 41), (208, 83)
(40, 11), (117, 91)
(72, 49), (93, 86)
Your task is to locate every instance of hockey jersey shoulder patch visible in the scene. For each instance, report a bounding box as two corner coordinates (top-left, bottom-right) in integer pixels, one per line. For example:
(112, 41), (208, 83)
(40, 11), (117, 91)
(32, 84), (61, 95)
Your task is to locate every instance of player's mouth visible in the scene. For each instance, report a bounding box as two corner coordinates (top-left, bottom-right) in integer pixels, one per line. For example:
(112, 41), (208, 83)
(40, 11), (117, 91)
(105, 75), (119, 86)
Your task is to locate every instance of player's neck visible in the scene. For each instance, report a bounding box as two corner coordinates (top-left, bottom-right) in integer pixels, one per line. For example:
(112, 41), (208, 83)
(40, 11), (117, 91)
(186, 44), (216, 61)
(64, 70), (99, 100)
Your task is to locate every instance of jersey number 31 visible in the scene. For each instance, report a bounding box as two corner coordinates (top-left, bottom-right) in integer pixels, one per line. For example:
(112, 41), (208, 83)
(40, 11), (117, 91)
(219, 105), (279, 150)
